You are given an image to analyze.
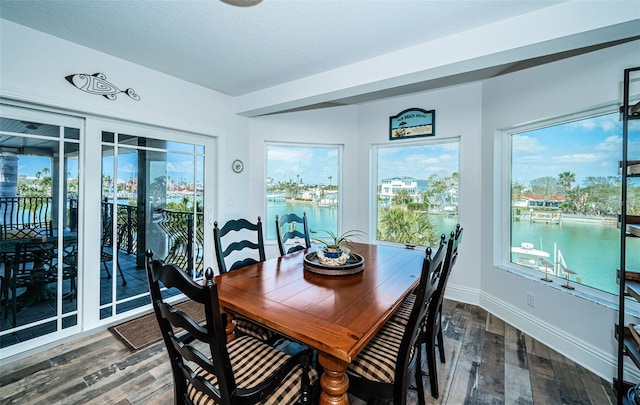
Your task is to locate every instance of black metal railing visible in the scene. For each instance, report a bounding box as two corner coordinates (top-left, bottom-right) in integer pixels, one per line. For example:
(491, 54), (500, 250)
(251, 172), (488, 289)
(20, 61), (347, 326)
(0, 196), (53, 240)
(156, 208), (204, 276)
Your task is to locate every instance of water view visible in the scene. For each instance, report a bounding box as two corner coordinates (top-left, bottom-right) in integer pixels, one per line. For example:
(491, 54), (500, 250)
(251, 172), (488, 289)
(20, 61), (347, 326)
(266, 199), (460, 245)
(512, 219), (640, 295)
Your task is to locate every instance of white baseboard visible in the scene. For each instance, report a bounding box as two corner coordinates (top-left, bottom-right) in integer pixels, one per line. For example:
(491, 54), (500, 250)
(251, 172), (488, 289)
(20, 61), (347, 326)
(445, 282), (640, 383)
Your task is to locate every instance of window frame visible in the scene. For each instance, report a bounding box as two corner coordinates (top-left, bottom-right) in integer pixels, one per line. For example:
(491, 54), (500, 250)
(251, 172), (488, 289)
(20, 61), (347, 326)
(494, 103), (634, 307)
(371, 137), (460, 248)
(264, 142), (344, 242)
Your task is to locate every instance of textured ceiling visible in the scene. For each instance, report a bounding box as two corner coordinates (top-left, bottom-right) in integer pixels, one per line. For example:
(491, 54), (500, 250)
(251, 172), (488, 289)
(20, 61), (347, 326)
(0, 0), (566, 97)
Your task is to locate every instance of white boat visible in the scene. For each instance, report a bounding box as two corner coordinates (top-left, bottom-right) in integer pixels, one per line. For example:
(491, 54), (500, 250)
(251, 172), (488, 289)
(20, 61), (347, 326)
(511, 242), (553, 273)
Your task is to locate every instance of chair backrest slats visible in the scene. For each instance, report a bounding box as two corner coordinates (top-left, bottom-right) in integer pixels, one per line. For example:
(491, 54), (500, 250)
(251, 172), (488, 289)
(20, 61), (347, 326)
(214, 217), (266, 273)
(275, 212), (311, 256)
(145, 251), (235, 403)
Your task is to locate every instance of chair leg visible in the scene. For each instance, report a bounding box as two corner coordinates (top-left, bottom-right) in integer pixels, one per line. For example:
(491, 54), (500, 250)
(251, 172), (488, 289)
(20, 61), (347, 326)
(116, 262), (126, 286)
(300, 351), (311, 405)
(102, 261), (112, 278)
(437, 326), (446, 363)
(426, 334), (439, 399)
(415, 343), (427, 405)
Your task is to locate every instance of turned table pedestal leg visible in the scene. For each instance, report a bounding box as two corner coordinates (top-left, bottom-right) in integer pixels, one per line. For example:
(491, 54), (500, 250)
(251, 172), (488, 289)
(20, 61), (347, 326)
(318, 352), (350, 405)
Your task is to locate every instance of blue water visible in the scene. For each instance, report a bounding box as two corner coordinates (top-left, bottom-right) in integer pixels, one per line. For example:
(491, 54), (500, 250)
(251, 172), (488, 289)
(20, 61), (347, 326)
(266, 200), (459, 244)
(512, 220), (640, 295)
(266, 200), (338, 240)
(267, 199), (637, 295)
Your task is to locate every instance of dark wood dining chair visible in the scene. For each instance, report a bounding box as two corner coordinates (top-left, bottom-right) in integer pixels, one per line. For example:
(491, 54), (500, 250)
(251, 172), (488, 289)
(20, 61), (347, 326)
(275, 212), (311, 256)
(144, 250), (317, 405)
(213, 217), (275, 342)
(419, 224), (462, 400)
(346, 234), (450, 405)
(389, 224), (463, 400)
(214, 217), (266, 274)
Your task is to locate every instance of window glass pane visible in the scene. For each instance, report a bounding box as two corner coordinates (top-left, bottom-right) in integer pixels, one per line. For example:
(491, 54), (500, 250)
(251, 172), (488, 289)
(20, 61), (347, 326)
(102, 131), (114, 143)
(64, 127), (80, 140)
(376, 142), (459, 247)
(266, 144), (339, 239)
(0, 117), (59, 137)
(510, 112), (640, 294)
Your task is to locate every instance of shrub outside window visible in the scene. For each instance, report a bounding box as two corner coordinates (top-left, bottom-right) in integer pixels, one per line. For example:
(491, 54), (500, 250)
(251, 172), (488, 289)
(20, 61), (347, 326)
(375, 141), (459, 247)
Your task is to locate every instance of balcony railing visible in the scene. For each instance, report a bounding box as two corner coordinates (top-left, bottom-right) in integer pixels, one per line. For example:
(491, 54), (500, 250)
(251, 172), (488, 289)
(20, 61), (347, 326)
(0, 196), (53, 240)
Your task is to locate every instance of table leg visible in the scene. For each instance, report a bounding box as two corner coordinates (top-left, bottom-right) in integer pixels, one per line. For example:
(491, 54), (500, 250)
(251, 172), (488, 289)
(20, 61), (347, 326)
(318, 352), (350, 405)
(223, 311), (236, 343)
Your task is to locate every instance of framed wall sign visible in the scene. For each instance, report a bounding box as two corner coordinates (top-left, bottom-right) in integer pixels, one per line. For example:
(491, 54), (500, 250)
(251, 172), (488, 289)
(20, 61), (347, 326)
(389, 108), (435, 140)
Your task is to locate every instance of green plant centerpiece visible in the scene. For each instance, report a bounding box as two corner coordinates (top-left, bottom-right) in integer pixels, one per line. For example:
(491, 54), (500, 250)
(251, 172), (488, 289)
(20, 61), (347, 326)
(312, 229), (363, 266)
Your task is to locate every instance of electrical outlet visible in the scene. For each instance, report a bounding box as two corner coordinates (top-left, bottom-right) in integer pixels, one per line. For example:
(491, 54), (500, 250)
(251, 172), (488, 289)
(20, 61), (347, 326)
(527, 292), (535, 308)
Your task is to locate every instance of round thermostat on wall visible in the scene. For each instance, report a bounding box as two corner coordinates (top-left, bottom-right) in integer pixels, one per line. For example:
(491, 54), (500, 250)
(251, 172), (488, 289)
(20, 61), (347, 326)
(232, 159), (244, 173)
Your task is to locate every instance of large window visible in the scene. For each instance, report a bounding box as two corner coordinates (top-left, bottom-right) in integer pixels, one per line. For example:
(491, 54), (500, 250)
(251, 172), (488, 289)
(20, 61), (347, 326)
(510, 111), (640, 294)
(375, 141), (459, 247)
(265, 144), (340, 239)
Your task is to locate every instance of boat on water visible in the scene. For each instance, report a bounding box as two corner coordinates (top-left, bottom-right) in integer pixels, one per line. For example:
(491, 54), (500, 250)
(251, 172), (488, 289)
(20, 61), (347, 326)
(511, 242), (578, 279)
(511, 242), (554, 273)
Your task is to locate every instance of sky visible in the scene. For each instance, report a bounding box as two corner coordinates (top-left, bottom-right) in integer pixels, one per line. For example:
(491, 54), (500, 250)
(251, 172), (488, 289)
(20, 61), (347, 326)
(512, 112), (640, 187)
(267, 145), (339, 185)
(377, 141), (459, 182)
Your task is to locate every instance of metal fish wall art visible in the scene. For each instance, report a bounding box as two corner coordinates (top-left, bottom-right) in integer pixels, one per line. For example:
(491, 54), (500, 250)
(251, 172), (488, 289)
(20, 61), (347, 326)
(65, 73), (141, 101)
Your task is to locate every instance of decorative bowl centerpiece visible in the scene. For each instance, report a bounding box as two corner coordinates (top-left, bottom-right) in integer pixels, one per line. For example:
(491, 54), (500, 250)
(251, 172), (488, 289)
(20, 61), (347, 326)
(316, 246), (351, 266)
(312, 229), (363, 266)
(302, 229), (366, 275)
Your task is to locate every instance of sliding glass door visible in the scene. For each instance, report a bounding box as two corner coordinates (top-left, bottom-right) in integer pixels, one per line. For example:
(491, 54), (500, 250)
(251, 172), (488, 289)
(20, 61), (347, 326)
(0, 104), (82, 350)
(100, 130), (206, 319)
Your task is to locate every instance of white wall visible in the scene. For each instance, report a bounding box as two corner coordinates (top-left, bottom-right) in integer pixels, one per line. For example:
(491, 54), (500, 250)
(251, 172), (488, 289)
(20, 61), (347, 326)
(355, 83), (484, 305)
(481, 39), (640, 381)
(247, 106), (360, 258)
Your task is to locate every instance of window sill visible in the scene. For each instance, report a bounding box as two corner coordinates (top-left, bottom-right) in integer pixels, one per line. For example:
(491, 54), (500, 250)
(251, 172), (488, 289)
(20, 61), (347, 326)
(496, 263), (640, 319)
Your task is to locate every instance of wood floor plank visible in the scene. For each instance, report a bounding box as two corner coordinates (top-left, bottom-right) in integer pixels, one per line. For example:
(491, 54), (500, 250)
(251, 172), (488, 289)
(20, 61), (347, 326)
(485, 313), (505, 336)
(504, 323), (533, 405)
(0, 300), (616, 405)
(478, 330), (505, 400)
(445, 304), (487, 404)
(527, 353), (563, 404)
(548, 348), (591, 405)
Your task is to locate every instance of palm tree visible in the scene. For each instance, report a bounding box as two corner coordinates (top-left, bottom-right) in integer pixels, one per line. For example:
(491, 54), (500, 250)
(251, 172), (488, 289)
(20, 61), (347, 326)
(393, 189), (412, 205)
(558, 171), (576, 191)
(378, 207), (437, 246)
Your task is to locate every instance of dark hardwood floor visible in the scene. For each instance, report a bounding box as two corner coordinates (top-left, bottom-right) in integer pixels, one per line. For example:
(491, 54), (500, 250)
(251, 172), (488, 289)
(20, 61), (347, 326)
(0, 299), (615, 404)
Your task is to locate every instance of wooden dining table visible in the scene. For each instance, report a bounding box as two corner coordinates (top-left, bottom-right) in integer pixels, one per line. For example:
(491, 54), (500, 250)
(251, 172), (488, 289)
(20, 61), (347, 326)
(214, 242), (425, 405)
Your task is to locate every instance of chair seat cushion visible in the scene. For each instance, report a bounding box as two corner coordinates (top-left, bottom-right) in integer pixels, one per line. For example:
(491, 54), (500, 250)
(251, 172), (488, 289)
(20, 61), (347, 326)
(187, 335), (318, 405)
(347, 321), (409, 384)
(389, 293), (415, 327)
(235, 316), (277, 342)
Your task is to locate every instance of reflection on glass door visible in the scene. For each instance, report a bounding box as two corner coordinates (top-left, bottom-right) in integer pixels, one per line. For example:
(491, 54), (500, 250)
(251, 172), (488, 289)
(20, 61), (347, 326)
(0, 109), (81, 350)
(100, 131), (205, 319)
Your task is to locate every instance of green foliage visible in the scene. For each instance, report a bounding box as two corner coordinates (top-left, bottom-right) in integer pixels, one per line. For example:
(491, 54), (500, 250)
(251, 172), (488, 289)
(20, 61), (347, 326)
(312, 229), (364, 249)
(377, 207), (438, 246)
(407, 202), (429, 211)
